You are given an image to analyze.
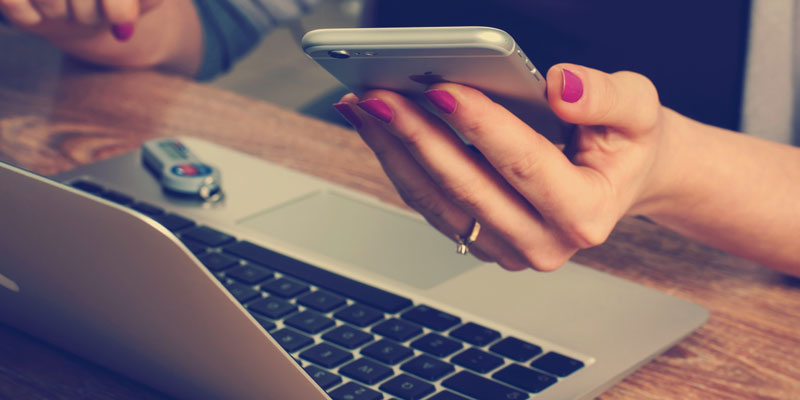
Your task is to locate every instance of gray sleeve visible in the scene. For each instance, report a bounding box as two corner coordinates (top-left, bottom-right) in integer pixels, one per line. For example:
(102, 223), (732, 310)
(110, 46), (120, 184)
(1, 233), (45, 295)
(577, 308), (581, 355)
(193, 0), (319, 81)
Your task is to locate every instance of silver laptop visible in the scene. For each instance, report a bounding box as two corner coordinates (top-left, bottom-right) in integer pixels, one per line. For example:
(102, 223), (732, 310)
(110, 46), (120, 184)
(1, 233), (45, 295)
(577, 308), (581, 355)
(0, 137), (707, 400)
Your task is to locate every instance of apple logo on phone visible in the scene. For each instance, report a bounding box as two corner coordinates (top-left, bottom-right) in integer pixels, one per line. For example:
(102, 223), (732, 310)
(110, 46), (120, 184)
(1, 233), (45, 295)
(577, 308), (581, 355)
(409, 71), (448, 85)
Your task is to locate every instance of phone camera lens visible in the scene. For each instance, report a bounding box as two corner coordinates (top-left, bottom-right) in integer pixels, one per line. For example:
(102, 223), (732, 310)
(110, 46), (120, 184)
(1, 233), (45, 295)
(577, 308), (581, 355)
(328, 50), (350, 59)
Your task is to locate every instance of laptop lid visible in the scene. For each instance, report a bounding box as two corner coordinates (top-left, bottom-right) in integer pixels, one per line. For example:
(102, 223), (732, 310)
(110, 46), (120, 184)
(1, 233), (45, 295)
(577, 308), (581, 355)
(0, 161), (328, 399)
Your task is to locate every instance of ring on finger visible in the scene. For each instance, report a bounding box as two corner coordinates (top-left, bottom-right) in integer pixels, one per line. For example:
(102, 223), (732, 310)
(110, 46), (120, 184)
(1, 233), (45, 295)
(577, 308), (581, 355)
(455, 220), (481, 255)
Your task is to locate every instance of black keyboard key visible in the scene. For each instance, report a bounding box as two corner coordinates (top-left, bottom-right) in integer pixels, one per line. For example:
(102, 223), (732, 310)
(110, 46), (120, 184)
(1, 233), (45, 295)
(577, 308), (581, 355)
(182, 226), (235, 247)
(451, 348), (503, 373)
(225, 263), (274, 284)
(490, 337), (542, 362)
(198, 252), (239, 272)
(334, 304), (384, 327)
(71, 180), (105, 195)
(305, 365), (342, 390)
(102, 190), (134, 205)
(530, 352), (584, 377)
(410, 333), (462, 357)
(493, 364), (557, 393)
(401, 305), (460, 331)
(442, 371), (528, 400)
(271, 328), (314, 352)
(428, 391), (469, 400)
(248, 296), (297, 319)
(300, 343), (353, 368)
(251, 314), (276, 332)
(297, 290), (346, 312)
(224, 241), (412, 312)
(379, 374), (435, 400)
(340, 358), (394, 385)
(130, 202), (164, 216)
(329, 382), (382, 400)
(361, 339), (413, 365)
(400, 355), (454, 381)
(154, 213), (195, 232)
(449, 322), (500, 346)
(223, 282), (260, 303)
(284, 310), (335, 334)
(322, 325), (374, 349)
(262, 277), (309, 299)
(372, 318), (423, 342)
(181, 238), (208, 255)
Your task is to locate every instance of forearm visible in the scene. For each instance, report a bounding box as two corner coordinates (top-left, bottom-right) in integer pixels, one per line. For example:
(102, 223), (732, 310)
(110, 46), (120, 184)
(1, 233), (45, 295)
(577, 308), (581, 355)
(29, 0), (203, 76)
(642, 110), (800, 275)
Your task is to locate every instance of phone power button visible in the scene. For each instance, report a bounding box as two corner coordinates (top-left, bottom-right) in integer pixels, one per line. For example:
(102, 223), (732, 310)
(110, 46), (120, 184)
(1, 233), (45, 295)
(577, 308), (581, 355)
(524, 58), (535, 72)
(525, 58), (541, 81)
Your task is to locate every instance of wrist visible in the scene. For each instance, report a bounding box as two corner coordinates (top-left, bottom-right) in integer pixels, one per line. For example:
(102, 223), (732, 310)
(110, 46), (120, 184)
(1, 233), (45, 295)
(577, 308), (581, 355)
(626, 107), (699, 218)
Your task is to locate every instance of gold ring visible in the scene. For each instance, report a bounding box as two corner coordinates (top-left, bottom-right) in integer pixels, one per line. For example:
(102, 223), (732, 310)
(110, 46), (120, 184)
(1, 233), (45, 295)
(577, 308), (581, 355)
(455, 220), (481, 255)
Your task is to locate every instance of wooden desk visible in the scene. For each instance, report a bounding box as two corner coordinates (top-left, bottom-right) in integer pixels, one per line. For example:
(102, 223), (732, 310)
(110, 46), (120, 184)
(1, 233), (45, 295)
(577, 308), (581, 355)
(0, 32), (798, 400)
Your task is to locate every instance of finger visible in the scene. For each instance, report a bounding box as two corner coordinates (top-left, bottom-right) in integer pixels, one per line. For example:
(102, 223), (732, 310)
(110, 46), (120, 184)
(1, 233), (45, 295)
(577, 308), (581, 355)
(334, 97), (531, 270)
(338, 97), (526, 269)
(421, 83), (610, 248)
(69, 0), (100, 25)
(99, 0), (137, 24)
(30, 0), (68, 19)
(356, 90), (575, 270)
(0, 0), (44, 26)
(547, 64), (661, 136)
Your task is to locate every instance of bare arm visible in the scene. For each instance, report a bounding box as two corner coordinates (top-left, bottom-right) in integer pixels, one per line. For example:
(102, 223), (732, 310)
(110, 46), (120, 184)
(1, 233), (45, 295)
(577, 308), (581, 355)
(639, 113), (800, 276)
(0, 0), (203, 76)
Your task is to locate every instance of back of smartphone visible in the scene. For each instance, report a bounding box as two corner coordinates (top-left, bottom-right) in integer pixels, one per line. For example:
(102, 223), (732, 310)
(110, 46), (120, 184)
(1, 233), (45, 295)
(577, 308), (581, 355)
(302, 26), (570, 143)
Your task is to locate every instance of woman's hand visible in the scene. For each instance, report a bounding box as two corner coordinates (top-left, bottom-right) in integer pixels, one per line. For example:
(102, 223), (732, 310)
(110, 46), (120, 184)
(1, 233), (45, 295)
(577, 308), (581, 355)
(0, 0), (201, 75)
(0, 0), (163, 40)
(334, 64), (680, 271)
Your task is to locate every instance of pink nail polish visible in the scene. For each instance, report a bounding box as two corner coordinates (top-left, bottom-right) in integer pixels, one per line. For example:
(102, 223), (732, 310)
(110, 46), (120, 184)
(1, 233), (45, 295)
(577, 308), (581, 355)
(111, 23), (135, 42)
(333, 103), (362, 129)
(424, 89), (457, 114)
(561, 68), (583, 103)
(357, 98), (393, 123)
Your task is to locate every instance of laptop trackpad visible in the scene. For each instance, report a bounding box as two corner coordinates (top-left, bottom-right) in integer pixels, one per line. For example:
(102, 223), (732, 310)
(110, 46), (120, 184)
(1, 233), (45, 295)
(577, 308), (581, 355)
(238, 191), (481, 290)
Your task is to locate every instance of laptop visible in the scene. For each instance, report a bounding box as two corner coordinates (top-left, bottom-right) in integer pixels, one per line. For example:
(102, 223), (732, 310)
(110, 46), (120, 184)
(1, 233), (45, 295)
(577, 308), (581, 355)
(0, 137), (708, 400)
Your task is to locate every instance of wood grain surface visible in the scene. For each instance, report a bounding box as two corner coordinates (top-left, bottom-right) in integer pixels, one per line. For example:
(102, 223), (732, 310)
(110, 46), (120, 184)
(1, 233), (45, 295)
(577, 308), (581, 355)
(0, 30), (798, 400)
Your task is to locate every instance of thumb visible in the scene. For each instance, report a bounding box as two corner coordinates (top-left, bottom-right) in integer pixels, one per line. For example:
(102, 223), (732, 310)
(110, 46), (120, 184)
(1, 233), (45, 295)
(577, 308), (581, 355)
(101, 0), (140, 24)
(547, 64), (662, 136)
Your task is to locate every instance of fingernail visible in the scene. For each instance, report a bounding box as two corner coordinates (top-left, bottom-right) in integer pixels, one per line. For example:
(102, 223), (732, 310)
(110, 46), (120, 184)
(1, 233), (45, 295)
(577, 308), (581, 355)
(561, 68), (583, 103)
(357, 98), (393, 123)
(423, 89), (457, 114)
(111, 23), (135, 42)
(333, 103), (362, 129)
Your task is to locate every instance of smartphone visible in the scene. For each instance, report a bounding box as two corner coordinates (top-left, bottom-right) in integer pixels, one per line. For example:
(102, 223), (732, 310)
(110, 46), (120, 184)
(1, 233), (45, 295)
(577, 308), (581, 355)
(302, 26), (571, 143)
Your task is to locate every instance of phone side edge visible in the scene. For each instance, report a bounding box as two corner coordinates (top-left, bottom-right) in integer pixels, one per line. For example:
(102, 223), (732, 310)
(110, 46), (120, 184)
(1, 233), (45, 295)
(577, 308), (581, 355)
(301, 26), (515, 55)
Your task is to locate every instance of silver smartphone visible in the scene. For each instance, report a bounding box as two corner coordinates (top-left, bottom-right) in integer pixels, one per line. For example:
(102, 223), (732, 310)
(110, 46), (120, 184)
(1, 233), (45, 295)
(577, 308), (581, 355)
(302, 26), (571, 143)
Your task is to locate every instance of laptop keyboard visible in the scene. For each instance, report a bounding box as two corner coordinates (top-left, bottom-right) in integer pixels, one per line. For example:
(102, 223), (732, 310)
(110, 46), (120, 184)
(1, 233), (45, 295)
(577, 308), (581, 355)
(71, 180), (586, 400)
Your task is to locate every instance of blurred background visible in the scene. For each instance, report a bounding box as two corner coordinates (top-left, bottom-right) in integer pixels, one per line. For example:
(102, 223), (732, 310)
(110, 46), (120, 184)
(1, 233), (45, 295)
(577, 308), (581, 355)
(210, 0), (363, 120)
